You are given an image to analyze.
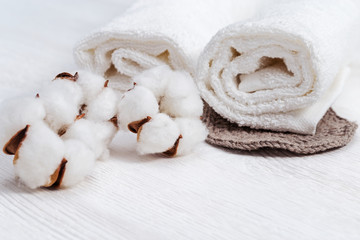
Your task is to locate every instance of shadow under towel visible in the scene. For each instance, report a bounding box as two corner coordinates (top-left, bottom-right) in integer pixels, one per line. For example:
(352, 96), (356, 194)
(203, 103), (357, 155)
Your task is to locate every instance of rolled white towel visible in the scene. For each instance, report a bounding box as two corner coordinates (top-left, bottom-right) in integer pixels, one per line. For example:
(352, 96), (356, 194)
(196, 0), (360, 134)
(74, 0), (261, 91)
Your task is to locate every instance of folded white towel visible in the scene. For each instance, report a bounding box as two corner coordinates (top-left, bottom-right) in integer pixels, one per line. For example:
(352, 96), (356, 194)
(74, 0), (261, 91)
(196, 0), (360, 134)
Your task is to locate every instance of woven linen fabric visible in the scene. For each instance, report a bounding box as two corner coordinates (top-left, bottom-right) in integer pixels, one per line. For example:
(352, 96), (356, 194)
(203, 103), (358, 154)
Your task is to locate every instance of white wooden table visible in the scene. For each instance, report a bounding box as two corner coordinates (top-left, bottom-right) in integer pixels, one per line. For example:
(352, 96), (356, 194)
(1, 1), (360, 239)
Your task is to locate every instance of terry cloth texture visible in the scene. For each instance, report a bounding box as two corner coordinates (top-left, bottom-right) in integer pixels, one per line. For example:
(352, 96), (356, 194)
(203, 103), (358, 155)
(196, 0), (360, 135)
(74, 0), (262, 91)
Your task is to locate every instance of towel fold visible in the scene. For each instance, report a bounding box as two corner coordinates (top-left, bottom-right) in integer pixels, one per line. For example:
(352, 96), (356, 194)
(74, 0), (261, 91)
(196, 0), (360, 134)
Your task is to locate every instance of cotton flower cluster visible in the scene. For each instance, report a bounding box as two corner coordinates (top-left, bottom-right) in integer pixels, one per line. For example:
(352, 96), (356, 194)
(0, 67), (207, 190)
(0, 71), (119, 189)
(117, 65), (208, 157)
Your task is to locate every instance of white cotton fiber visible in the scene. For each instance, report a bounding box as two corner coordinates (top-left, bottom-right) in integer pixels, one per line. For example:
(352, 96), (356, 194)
(0, 96), (45, 150)
(133, 65), (172, 101)
(117, 86), (159, 130)
(174, 118), (208, 156)
(39, 79), (83, 132)
(137, 113), (180, 155)
(46, 79), (83, 107)
(159, 70), (203, 118)
(165, 70), (199, 97)
(92, 121), (117, 146)
(13, 121), (65, 189)
(62, 119), (99, 155)
(92, 121), (117, 160)
(61, 139), (96, 187)
(76, 70), (106, 103)
(160, 94), (203, 118)
(62, 119), (116, 160)
(86, 87), (119, 122)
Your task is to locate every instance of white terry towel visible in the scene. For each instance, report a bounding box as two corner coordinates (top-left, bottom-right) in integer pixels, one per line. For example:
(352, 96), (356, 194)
(74, 0), (262, 91)
(196, 0), (360, 135)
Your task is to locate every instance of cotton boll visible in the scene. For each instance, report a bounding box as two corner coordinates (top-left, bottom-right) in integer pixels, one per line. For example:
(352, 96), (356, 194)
(86, 87), (119, 122)
(45, 79), (83, 107)
(39, 80), (83, 132)
(165, 70), (199, 98)
(137, 113), (180, 155)
(159, 70), (203, 118)
(13, 121), (65, 189)
(62, 120), (116, 160)
(62, 119), (99, 156)
(117, 86), (159, 130)
(92, 121), (118, 147)
(92, 121), (117, 160)
(0, 96), (45, 150)
(133, 65), (171, 101)
(61, 139), (96, 187)
(160, 94), (203, 118)
(99, 149), (110, 161)
(76, 70), (106, 103)
(174, 118), (208, 156)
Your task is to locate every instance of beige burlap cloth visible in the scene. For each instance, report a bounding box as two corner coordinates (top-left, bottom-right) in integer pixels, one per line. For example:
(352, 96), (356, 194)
(203, 104), (358, 154)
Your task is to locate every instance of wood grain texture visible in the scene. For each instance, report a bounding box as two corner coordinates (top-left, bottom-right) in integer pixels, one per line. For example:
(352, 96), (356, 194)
(1, 0), (360, 239)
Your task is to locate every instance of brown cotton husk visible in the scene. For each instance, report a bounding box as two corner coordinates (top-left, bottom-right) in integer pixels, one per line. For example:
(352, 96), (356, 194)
(104, 80), (110, 88)
(43, 158), (68, 189)
(3, 125), (29, 156)
(162, 135), (182, 157)
(128, 116), (152, 133)
(110, 116), (118, 128)
(75, 113), (86, 121)
(13, 150), (20, 165)
(54, 72), (79, 82)
(57, 127), (67, 137)
(127, 82), (136, 91)
(79, 104), (87, 115)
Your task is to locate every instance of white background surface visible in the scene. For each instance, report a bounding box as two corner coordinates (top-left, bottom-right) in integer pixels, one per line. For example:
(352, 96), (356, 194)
(1, 1), (360, 239)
